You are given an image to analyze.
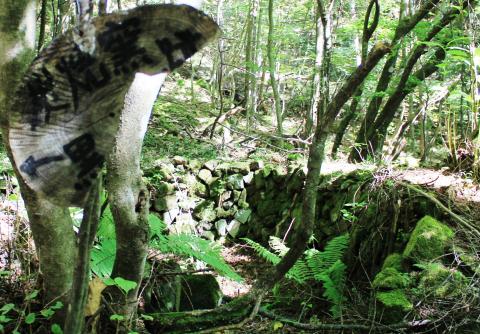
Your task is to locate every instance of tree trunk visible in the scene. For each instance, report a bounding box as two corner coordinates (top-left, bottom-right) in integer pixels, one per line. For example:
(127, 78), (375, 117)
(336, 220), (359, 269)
(103, 73), (166, 321)
(269, 43), (390, 285)
(245, 0), (260, 130)
(305, 1), (327, 137)
(267, 0), (283, 136)
(362, 0), (474, 155)
(0, 0), (78, 322)
(368, 48), (446, 154)
(331, 0), (362, 157)
(349, 0), (442, 162)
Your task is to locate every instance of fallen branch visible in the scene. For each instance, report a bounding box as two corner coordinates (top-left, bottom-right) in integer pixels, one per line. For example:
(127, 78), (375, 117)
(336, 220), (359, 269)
(259, 307), (432, 331)
(400, 181), (480, 238)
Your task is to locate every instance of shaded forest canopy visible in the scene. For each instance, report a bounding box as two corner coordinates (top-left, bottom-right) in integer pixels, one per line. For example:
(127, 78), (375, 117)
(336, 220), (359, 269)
(1, 0), (480, 333)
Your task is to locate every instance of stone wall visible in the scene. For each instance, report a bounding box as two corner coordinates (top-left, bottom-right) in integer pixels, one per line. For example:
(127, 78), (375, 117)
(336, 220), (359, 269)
(146, 157), (311, 244)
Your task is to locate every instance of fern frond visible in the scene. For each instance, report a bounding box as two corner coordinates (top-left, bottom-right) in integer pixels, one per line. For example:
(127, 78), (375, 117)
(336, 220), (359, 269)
(153, 234), (242, 282)
(287, 259), (313, 283)
(91, 239), (116, 277)
(306, 233), (349, 279)
(242, 238), (281, 265)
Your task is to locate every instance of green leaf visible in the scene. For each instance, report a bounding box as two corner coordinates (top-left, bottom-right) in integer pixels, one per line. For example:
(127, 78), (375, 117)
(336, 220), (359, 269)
(140, 314), (154, 321)
(0, 304), (14, 314)
(103, 277), (116, 286)
(0, 315), (12, 323)
(51, 323), (63, 334)
(25, 312), (36, 324)
(25, 290), (39, 301)
(91, 239), (116, 277)
(50, 301), (64, 310)
(114, 277), (137, 294)
(110, 314), (125, 321)
(40, 309), (55, 318)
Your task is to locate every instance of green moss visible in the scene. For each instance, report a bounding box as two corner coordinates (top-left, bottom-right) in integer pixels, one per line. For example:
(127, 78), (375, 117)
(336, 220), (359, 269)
(373, 267), (411, 290)
(403, 216), (454, 262)
(376, 289), (413, 311)
(418, 262), (468, 298)
(210, 179), (227, 198)
(382, 253), (403, 271)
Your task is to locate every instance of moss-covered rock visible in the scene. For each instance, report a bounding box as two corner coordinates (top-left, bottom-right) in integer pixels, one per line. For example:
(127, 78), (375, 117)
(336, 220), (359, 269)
(157, 181), (175, 197)
(179, 275), (222, 311)
(154, 194), (178, 212)
(210, 179), (227, 198)
(256, 197), (279, 217)
(226, 174), (245, 190)
(376, 289), (412, 312)
(418, 262), (468, 298)
(229, 162), (251, 175)
(373, 267), (411, 290)
(403, 216), (454, 262)
(198, 168), (214, 185)
(382, 253), (404, 271)
(216, 206), (237, 219)
(193, 200), (217, 223)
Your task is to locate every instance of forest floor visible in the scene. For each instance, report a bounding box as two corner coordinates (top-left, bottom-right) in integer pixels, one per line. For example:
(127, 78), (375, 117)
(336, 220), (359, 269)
(2, 75), (480, 333)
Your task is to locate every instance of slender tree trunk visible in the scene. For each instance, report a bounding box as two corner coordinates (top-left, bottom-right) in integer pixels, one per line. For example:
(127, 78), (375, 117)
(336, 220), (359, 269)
(209, 0), (225, 138)
(38, 0), (48, 52)
(349, 0), (442, 162)
(270, 43), (390, 285)
(306, 1), (326, 137)
(245, 0), (259, 129)
(331, 0), (361, 157)
(103, 73), (166, 322)
(368, 48), (446, 153)
(267, 0), (283, 136)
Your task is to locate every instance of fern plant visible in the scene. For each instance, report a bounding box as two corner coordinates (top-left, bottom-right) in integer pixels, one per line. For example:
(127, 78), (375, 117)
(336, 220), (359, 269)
(243, 234), (349, 317)
(90, 205), (242, 282)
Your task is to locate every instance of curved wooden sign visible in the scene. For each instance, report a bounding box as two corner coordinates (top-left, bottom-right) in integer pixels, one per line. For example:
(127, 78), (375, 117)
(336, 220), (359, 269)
(8, 5), (219, 207)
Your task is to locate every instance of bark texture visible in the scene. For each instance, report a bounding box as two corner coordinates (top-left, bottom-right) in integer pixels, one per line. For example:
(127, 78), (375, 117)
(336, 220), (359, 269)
(104, 73), (166, 319)
(0, 1), (78, 312)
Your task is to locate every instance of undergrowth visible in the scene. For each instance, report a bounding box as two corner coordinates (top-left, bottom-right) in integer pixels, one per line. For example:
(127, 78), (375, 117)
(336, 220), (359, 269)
(243, 234), (349, 317)
(91, 203), (241, 282)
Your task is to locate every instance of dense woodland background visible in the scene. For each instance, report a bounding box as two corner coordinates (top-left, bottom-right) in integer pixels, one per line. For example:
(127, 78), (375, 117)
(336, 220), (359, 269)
(2, 0), (480, 333)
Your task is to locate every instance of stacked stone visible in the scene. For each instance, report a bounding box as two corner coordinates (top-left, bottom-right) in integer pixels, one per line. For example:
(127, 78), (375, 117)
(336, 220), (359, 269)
(150, 157), (260, 242)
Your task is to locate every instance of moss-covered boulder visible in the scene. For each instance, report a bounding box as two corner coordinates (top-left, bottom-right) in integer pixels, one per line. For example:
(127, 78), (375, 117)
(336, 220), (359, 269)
(403, 216), (454, 262)
(376, 289), (413, 312)
(373, 267), (411, 290)
(193, 200), (217, 223)
(418, 262), (468, 298)
(382, 253), (404, 271)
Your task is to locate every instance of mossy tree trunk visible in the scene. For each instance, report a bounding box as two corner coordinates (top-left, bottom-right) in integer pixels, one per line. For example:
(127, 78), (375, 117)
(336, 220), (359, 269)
(0, 0), (77, 317)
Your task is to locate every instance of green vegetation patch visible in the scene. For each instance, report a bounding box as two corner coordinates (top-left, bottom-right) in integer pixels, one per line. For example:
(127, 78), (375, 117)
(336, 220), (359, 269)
(373, 267), (411, 290)
(376, 289), (413, 312)
(403, 215), (454, 262)
(382, 253), (404, 271)
(417, 262), (468, 298)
